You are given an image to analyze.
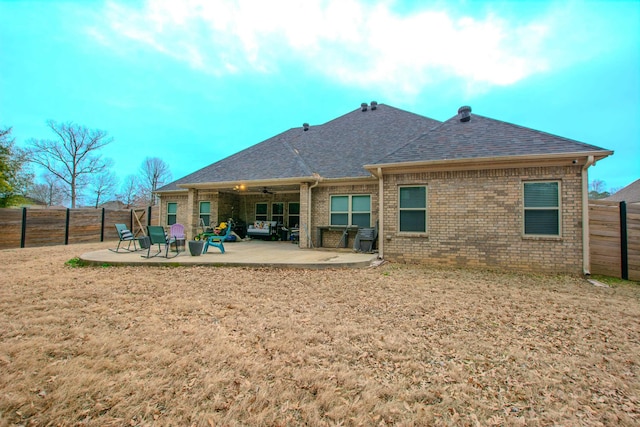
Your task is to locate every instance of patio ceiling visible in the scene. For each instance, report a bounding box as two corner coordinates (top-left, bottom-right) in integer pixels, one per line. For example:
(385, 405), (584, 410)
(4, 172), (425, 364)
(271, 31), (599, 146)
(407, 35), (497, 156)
(228, 183), (301, 195)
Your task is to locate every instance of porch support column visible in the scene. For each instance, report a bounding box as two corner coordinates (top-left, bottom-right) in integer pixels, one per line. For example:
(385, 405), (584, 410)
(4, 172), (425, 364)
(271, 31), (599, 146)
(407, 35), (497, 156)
(187, 188), (198, 240)
(377, 167), (384, 259)
(299, 183), (310, 248)
(212, 192), (220, 226)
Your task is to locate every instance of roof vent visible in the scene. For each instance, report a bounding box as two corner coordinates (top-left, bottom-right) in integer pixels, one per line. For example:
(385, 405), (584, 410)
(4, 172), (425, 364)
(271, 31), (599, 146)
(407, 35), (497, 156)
(370, 101), (378, 110)
(361, 102), (368, 112)
(303, 123), (309, 131)
(458, 105), (472, 122)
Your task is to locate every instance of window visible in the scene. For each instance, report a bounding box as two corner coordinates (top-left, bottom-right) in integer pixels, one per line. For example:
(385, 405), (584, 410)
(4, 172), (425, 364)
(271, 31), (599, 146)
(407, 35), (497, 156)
(288, 202), (300, 228)
(330, 195), (371, 227)
(272, 202), (284, 225)
(330, 196), (348, 226)
(523, 181), (560, 236)
(199, 201), (211, 226)
(255, 203), (268, 221)
(167, 202), (177, 226)
(399, 186), (427, 233)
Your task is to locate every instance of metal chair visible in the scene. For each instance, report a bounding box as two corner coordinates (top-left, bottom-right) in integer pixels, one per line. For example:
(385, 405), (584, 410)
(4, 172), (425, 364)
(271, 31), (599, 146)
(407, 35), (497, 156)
(142, 225), (178, 258)
(110, 223), (138, 253)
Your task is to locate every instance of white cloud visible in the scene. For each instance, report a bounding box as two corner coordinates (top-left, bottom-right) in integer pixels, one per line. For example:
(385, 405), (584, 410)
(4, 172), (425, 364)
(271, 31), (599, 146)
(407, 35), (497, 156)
(89, 0), (582, 96)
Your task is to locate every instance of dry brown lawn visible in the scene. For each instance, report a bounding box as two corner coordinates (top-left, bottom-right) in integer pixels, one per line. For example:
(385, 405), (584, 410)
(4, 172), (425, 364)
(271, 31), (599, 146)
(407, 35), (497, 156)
(1, 242), (639, 426)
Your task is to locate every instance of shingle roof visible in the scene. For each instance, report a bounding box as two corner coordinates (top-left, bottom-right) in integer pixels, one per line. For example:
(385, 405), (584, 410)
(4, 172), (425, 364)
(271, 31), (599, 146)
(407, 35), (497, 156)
(158, 105), (612, 192)
(604, 179), (640, 203)
(158, 128), (314, 191)
(373, 112), (611, 166)
(157, 104), (441, 191)
(288, 104), (441, 178)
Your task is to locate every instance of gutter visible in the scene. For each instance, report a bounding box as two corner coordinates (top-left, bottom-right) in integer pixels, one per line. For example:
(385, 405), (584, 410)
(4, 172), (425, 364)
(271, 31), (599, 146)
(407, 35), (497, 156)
(177, 176), (317, 190)
(582, 155), (595, 275)
(377, 167), (384, 259)
(364, 150), (613, 173)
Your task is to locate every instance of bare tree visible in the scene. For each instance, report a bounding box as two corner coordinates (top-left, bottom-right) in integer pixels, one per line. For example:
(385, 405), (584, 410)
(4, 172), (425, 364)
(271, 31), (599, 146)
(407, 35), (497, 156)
(88, 170), (118, 208)
(590, 179), (606, 193)
(589, 179), (611, 199)
(118, 174), (144, 208)
(26, 120), (113, 208)
(30, 173), (67, 206)
(139, 157), (172, 205)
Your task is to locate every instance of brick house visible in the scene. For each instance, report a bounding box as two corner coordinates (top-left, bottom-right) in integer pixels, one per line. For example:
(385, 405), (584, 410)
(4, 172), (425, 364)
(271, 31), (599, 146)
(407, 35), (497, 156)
(155, 103), (612, 274)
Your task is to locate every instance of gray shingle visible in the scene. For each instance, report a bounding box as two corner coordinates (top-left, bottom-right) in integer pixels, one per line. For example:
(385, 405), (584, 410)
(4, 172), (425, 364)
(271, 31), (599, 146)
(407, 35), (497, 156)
(158, 105), (611, 193)
(375, 112), (610, 165)
(289, 104), (440, 178)
(157, 128), (314, 191)
(158, 104), (440, 191)
(604, 179), (640, 203)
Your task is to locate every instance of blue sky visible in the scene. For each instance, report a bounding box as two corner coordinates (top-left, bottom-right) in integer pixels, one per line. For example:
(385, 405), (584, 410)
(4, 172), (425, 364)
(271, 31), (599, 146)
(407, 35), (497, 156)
(1, 0), (638, 193)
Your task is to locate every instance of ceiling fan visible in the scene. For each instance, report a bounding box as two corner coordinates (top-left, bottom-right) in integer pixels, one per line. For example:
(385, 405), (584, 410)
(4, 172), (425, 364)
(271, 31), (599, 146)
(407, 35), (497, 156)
(261, 187), (274, 194)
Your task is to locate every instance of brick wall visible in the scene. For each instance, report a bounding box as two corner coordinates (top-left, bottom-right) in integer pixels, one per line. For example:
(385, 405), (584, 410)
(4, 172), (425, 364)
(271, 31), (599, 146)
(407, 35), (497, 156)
(159, 194), (189, 228)
(160, 191), (217, 239)
(381, 166), (584, 274)
(160, 191), (304, 239)
(158, 165), (584, 273)
(237, 193), (300, 225)
(310, 183), (378, 248)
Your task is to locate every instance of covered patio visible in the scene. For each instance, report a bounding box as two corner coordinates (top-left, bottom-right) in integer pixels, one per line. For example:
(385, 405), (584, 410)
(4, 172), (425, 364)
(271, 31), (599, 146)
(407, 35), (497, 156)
(80, 240), (379, 269)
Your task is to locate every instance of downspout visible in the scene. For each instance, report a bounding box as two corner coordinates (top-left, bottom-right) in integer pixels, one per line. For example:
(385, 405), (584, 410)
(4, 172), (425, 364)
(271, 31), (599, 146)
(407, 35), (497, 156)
(307, 177), (320, 248)
(582, 155), (595, 275)
(377, 167), (384, 259)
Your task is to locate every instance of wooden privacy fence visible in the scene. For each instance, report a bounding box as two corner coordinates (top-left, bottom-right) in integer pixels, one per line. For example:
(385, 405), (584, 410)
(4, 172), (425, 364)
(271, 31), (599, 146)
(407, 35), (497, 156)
(0, 206), (159, 250)
(589, 200), (640, 281)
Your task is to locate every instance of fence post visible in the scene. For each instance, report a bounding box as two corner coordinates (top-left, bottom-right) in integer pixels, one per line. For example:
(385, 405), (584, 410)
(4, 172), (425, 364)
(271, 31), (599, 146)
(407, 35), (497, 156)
(620, 201), (628, 280)
(148, 205), (152, 226)
(100, 208), (105, 242)
(65, 208), (70, 245)
(20, 207), (27, 248)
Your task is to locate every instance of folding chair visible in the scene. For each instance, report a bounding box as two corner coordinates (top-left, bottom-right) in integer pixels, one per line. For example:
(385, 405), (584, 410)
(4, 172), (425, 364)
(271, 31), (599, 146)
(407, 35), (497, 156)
(142, 225), (178, 258)
(109, 223), (138, 253)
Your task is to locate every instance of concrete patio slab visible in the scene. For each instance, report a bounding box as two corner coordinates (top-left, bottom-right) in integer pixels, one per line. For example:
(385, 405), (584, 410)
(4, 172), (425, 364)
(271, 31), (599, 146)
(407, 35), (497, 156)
(80, 240), (379, 269)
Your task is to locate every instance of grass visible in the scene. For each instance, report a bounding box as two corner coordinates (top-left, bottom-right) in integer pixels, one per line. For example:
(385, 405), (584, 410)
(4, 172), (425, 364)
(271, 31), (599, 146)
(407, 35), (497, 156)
(1, 242), (639, 426)
(64, 257), (87, 268)
(591, 274), (640, 288)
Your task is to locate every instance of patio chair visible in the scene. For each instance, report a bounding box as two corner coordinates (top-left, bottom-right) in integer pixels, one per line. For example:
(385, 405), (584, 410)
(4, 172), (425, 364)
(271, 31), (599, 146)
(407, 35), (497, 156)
(109, 223), (138, 253)
(169, 223), (186, 254)
(142, 225), (178, 259)
(203, 220), (234, 254)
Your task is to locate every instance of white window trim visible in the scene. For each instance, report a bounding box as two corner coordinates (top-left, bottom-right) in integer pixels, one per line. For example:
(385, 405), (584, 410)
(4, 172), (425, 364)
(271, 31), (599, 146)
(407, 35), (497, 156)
(199, 201), (211, 226)
(329, 194), (371, 227)
(167, 202), (178, 225)
(397, 185), (428, 235)
(522, 180), (562, 238)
